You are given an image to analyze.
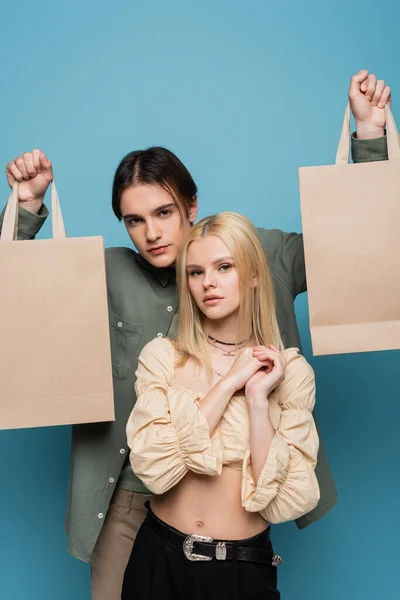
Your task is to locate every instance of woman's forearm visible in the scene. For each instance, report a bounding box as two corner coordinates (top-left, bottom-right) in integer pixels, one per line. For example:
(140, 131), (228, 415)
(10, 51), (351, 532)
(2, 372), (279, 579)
(199, 377), (237, 434)
(247, 397), (276, 483)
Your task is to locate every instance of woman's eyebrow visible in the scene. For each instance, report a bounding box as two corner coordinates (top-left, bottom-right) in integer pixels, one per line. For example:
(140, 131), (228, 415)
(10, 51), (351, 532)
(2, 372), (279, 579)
(187, 256), (233, 269)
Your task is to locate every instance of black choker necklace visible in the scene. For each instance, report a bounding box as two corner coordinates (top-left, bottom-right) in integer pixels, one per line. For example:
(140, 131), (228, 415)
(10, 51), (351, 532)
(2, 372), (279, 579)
(207, 335), (250, 346)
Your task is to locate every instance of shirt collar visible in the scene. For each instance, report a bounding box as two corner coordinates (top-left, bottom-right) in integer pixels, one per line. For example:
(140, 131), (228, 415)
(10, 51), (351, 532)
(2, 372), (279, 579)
(135, 253), (175, 287)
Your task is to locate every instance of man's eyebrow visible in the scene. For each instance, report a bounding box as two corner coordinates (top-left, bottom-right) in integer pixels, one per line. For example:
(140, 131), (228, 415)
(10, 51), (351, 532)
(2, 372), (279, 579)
(122, 203), (176, 220)
(187, 256), (233, 269)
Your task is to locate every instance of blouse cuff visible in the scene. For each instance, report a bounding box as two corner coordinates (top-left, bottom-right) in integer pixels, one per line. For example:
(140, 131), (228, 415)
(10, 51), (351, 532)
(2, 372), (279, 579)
(279, 394), (315, 412)
(175, 400), (223, 476)
(241, 432), (290, 513)
(278, 410), (319, 466)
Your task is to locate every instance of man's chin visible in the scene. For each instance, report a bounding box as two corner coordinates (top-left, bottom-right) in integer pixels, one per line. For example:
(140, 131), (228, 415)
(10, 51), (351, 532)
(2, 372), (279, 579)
(145, 250), (176, 269)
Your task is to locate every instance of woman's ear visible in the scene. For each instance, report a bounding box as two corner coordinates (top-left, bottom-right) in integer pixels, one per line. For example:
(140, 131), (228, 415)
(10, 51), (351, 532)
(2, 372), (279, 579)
(252, 274), (259, 288)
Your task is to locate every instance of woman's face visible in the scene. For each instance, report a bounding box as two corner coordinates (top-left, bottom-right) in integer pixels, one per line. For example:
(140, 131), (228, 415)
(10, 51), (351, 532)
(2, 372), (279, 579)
(186, 235), (241, 322)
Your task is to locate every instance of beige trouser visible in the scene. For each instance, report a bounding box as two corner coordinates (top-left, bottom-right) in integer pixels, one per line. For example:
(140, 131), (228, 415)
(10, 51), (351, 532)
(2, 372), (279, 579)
(91, 489), (150, 600)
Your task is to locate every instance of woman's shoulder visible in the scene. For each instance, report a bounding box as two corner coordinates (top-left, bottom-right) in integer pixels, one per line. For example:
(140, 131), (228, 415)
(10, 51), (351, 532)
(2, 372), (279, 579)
(137, 337), (175, 377)
(140, 336), (175, 360)
(282, 347), (315, 382)
(134, 338), (176, 391)
(274, 348), (315, 409)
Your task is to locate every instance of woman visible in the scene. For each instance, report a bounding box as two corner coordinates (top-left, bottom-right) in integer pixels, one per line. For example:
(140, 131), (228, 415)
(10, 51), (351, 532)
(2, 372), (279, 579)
(122, 212), (320, 599)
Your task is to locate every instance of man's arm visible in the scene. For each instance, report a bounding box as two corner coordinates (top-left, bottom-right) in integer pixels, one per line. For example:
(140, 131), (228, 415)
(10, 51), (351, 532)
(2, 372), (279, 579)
(351, 135), (388, 164)
(1, 150), (52, 240)
(0, 204), (48, 241)
(257, 229), (306, 297)
(351, 69), (390, 163)
(265, 70), (392, 297)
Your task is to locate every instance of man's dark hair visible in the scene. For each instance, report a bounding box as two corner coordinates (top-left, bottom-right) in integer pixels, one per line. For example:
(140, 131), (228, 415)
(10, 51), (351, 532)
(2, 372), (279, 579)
(112, 146), (197, 221)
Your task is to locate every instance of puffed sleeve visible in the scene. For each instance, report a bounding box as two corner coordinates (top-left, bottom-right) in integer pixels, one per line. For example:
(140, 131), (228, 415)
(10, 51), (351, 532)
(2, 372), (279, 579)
(126, 338), (223, 495)
(241, 349), (320, 523)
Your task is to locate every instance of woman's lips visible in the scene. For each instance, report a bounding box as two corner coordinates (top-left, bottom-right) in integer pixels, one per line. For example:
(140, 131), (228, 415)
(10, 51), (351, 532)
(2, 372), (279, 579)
(203, 297), (223, 305)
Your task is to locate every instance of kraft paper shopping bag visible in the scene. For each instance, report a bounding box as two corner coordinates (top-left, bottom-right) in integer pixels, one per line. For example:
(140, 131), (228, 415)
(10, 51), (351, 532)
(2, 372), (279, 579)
(299, 103), (400, 355)
(0, 181), (115, 428)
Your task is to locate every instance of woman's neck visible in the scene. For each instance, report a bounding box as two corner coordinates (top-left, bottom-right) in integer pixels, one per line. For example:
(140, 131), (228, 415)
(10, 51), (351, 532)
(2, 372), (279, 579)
(205, 314), (248, 344)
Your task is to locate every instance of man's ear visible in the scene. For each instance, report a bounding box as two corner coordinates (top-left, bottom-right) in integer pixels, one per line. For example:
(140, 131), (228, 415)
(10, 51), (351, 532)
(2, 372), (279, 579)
(189, 195), (198, 224)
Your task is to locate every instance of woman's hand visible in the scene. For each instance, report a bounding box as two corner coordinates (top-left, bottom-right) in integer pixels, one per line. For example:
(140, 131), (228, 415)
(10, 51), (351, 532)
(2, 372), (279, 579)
(223, 347), (271, 393)
(245, 345), (286, 401)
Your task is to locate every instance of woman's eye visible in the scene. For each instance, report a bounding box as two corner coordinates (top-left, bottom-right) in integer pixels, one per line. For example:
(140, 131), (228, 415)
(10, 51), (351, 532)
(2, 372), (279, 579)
(189, 270), (202, 277)
(219, 264), (232, 272)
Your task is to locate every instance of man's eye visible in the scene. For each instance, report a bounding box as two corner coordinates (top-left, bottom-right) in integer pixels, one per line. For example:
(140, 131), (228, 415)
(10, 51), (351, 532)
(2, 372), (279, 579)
(128, 218), (141, 226)
(159, 209), (172, 217)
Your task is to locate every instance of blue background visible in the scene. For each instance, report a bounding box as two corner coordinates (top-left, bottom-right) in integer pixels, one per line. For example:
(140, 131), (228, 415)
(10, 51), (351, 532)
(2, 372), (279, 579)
(1, 1), (399, 598)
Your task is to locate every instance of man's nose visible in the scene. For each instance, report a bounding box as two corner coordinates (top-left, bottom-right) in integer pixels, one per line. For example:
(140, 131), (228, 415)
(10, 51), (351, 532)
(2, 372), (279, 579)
(146, 221), (161, 242)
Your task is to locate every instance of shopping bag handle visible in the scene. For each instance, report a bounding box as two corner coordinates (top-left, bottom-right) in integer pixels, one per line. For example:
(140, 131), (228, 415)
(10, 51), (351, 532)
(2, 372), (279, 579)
(1, 179), (66, 242)
(335, 101), (400, 165)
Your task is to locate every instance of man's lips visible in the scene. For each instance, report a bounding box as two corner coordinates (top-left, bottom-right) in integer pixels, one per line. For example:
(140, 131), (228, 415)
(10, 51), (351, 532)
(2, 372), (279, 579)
(148, 245), (170, 255)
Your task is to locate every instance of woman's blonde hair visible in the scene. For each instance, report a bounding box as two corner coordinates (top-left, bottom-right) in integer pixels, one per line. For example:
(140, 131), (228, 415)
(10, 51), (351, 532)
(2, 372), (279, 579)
(175, 212), (283, 371)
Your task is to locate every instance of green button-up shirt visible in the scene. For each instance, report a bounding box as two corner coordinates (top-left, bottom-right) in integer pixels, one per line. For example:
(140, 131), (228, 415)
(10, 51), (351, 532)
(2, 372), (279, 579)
(0, 135), (388, 562)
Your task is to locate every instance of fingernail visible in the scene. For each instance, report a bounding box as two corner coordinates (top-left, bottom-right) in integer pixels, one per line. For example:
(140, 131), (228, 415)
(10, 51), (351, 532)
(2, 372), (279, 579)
(365, 95), (371, 101)
(371, 101), (376, 106)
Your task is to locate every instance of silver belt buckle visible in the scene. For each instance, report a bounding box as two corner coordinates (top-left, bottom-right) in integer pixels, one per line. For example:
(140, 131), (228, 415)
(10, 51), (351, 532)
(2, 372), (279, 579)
(183, 534), (214, 561)
(272, 553), (283, 566)
(215, 541), (227, 560)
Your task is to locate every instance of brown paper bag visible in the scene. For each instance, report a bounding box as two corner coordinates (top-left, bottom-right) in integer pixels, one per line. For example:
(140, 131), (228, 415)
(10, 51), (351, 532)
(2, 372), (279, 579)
(0, 181), (115, 429)
(299, 103), (400, 356)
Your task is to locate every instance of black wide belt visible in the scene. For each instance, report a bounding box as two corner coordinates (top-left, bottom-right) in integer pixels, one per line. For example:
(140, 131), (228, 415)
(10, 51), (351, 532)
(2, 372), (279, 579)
(144, 508), (282, 566)
(189, 539), (282, 565)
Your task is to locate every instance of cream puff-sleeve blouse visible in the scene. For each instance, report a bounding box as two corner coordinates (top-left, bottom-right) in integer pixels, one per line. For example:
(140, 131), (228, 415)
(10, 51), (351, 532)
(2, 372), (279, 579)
(126, 337), (320, 524)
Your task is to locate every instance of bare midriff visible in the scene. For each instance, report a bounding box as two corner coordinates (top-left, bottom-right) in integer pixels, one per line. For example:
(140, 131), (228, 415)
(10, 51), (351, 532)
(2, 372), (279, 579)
(151, 465), (269, 539)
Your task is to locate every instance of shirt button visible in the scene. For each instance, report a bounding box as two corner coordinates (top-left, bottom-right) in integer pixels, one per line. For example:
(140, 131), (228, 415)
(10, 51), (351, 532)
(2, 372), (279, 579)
(109, 477), (115, 484)
(167, 306), (173, 312)
(117, 321), (123, 328)
(120, 448), (126, 455)
(157, 333), (163, 338)
(98, 513), (104, 519)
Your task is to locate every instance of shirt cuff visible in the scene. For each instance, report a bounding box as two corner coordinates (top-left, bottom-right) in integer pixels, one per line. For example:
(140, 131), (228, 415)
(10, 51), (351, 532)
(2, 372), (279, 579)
(18, 204), (49, 239)
(0, 203), (49, 240)
(351, 133), (388, 163)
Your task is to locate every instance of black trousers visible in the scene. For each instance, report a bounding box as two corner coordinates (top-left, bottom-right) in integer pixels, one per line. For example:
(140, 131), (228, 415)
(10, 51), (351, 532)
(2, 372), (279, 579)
(122, 508), (280, 600)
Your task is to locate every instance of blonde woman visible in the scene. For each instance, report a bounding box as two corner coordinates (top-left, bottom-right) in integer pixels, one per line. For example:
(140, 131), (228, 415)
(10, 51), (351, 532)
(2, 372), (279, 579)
(122, 212), (320, 599)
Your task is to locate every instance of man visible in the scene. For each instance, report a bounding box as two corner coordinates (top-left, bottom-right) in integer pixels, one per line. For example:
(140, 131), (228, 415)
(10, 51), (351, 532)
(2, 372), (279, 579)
(0, 70), (391, 599)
